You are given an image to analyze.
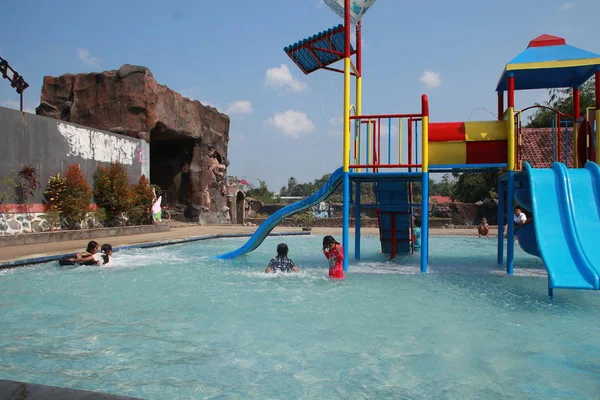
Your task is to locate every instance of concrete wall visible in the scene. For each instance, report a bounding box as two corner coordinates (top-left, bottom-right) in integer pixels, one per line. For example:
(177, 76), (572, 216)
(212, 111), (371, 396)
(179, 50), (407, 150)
(0, 106), (150, 206)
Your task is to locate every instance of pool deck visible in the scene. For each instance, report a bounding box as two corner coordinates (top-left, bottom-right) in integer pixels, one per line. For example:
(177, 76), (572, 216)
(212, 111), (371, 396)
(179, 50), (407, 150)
(0, 222), (501, 267)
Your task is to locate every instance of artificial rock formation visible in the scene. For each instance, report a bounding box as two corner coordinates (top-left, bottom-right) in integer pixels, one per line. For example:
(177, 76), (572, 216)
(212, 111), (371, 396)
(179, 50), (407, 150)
(36, 64), (242, 222)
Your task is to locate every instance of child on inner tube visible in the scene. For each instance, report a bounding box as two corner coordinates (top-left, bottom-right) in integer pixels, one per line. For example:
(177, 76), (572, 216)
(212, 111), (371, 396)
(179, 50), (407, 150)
(59, 241), (112, 266)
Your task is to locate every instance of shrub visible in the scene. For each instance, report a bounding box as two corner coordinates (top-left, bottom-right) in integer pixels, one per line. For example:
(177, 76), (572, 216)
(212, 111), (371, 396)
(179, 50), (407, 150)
(42, 209), (61, 231)
(129, 175), (155, 225)
(43, 173), (67, 211)
(291, 210), (315, 227)
(61, 164), (92, 229)
(93, 162), (131, 222)
(16, 165), (40, 206)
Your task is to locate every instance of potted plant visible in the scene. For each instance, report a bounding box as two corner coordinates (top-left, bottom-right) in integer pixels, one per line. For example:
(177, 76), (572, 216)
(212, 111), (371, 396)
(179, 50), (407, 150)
(292, 210), (315, 232)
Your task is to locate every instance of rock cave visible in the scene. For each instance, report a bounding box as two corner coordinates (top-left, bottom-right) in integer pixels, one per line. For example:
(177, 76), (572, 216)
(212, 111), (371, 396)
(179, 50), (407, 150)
(36, 64), (245, 224)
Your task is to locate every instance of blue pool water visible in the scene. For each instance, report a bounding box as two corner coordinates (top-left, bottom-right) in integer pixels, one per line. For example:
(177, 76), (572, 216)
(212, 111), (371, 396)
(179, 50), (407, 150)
(1, 235), (600, 399)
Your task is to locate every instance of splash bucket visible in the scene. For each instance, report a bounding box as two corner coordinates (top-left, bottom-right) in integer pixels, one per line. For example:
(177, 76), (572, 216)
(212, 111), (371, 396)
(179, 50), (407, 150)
(324, 0), (377, 24)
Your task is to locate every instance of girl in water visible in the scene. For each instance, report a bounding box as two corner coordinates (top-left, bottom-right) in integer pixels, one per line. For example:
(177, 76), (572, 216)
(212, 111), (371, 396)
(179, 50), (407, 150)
(322, 235), (344, 279)
(265, 243), (299, 273)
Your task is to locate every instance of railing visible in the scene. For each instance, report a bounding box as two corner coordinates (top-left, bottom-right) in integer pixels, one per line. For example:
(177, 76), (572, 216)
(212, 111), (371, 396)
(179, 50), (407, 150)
(349, 113), (424, 172)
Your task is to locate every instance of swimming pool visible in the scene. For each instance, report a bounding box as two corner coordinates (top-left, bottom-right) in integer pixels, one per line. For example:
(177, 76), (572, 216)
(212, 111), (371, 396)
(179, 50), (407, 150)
(1, 236), (599, 399)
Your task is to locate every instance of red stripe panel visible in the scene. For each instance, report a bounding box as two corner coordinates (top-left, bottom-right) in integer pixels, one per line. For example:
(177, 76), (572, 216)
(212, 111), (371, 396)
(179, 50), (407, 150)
(429, 122), (466, 142)
(466, 140), (508, 164)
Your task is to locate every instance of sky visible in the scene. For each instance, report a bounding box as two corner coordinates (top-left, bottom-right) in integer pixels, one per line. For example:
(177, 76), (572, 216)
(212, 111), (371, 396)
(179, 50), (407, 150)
(1, 0), (599, 191)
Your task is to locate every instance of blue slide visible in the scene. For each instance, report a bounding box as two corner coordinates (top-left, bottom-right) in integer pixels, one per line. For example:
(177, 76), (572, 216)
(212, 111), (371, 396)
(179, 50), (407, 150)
(216, 167), (344, 259)
(516, 162), (600, 289)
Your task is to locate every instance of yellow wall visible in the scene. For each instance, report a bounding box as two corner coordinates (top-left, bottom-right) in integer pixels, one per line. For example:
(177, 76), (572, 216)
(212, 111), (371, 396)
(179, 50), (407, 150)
(429, 142), (466, 165)
(464, 121), (507, 141)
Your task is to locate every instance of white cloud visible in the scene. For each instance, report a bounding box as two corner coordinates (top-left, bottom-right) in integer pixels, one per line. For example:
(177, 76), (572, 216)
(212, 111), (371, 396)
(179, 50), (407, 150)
(328, 116), (342, 126)
(267, 110), (316, 137)
(180, 85), (201, 99)
(1, 99), (35, 113)
(77, 48), (99, 66)
(2, 99), (20, 109)
(561, 2), (575, 9)
(226, 100), (253, 114)
(420, 70), (442, 89)
(316, 0), (325, 7)
(265, 64), (308, 92)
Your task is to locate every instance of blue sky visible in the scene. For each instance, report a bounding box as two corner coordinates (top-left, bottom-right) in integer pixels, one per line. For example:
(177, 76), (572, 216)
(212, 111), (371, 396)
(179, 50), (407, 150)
(1, 0), (599, 191)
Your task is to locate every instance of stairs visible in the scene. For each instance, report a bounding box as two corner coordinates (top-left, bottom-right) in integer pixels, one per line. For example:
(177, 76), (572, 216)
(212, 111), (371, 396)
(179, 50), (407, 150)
(375, 181), (412, 258)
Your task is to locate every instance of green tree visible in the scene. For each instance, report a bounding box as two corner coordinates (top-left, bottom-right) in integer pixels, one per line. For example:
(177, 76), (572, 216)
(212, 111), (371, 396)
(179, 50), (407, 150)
(431, 174), (455, 196)
(451, 172), (498, 203)
(245, 180), (278, 203)
(93, 162), (132, 222)
(527, 77), (596, 128)
(61, 164), (92, 229)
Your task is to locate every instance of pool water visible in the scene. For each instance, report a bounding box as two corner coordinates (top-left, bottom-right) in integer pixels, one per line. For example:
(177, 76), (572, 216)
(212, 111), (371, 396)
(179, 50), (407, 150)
(1, 236), (600, 399)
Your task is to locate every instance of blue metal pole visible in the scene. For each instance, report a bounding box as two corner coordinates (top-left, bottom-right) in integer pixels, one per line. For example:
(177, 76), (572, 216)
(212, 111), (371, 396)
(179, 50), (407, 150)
(388, 118), (391, 164)
(497, 176), (504, 265)
(354, 181), (361, 260)
(343, 172), (350, 272)
(506, 170), (515, 275)
(420, 171), (429, 272)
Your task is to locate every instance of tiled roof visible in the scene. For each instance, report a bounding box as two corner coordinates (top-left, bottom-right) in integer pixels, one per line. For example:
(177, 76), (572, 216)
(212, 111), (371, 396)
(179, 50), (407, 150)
(520, 128), (575, 168)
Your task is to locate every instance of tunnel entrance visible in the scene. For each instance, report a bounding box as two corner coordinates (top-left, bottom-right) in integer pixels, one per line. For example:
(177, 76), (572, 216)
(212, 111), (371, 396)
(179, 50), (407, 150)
(236, 191), (245, 225)
(149, 135), (194, 206)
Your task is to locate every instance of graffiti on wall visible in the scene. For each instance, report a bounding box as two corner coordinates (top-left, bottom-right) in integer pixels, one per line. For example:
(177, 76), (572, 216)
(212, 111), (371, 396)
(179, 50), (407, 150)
(57, 122), (140, 165)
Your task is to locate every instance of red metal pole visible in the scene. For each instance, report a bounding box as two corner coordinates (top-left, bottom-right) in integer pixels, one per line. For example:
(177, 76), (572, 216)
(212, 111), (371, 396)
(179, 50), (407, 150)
(497, 92), (504, 120)
(574, 88), (581, 120)
(356, 21), (362, 76)
(508, 76), (515, 108)
(596, 70), (600, 109)
(408, 117), (413, 169)
(378, 118), (381, 171)
(557, 114), (561, 163)
(574, 87), (580, 166)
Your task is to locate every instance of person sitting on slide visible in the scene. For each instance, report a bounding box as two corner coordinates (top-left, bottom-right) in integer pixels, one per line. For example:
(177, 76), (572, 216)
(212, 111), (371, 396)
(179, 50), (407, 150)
(514, 208), (527, 226)
(265, 243), (299, 273)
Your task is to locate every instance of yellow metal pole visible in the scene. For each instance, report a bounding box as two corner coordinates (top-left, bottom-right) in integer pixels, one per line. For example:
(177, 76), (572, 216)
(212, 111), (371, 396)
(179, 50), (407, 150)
(343, 57), (351, 173)
(356, 75), (362, 172)
(508, 108), (515, 171)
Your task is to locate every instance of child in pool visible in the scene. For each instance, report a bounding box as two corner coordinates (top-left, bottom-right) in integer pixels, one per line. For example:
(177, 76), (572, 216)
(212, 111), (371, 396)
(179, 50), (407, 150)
(478, 218), (490, 237)
(60, 241), (100, 266)
(265, 243), (299, 273)
(322, 235), (344, 279)
(412, 218), (421, 251)
(99, 244), (113, 266)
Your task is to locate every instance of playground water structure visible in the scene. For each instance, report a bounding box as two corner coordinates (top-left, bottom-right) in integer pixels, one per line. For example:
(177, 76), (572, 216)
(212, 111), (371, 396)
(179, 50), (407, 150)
(3, 236), (600, 399)
(218, 0), (600, 297)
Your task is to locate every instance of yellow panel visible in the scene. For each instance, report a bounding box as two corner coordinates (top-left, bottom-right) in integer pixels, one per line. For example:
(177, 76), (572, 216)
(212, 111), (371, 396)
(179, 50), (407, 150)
(464, 121), (507, 141)
(506, 58), (600, 71)
(429, 142), (466, 165)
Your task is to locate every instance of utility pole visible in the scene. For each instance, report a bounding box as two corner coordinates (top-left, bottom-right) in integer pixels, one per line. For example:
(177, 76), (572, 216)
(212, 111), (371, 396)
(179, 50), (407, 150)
(0, 56), (29, 111)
